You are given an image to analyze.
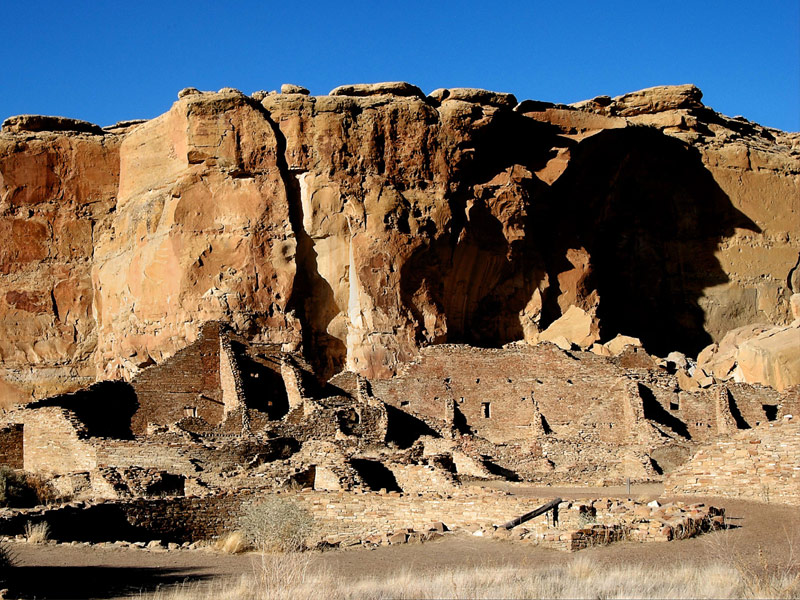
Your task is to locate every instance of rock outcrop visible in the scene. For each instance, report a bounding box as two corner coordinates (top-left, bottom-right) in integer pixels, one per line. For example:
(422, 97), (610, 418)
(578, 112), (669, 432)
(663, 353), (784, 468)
(1, 82), (798, 400)
(697, 297), (800, 391)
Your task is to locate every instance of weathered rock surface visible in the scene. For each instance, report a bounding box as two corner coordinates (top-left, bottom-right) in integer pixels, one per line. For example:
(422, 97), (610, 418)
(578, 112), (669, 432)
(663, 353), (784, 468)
(2, 115), (105, 135)
(698, 311), (800, 391)
(329, 81), (424, 98)
(0, 82), (798, 398)
(0, 127), (120, 402)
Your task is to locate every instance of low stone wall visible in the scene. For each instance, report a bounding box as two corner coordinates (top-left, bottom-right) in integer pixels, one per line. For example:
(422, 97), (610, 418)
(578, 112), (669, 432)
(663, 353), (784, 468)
(664, 416), (800, 505)
(493, 498), (724, 551)
(0, 489), (725, 552)
(0, 490), (559, 543)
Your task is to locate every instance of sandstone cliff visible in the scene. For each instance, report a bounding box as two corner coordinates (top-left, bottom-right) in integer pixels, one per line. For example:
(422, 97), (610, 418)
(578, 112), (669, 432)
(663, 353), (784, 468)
(1, 83), (798, 401)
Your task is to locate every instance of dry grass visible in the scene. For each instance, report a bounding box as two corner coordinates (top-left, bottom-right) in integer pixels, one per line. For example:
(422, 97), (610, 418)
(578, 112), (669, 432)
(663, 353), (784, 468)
(213, 531), (248, 555)
(24, 521), (49, 544)
(142, 552), (799, 599)
(704, 525), (800, 599)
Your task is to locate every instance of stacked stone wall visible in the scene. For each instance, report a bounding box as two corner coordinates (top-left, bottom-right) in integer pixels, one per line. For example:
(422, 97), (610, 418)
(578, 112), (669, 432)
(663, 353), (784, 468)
(219, 331), (246, 417)
(14, 407), (97, 473)
(665, 417), (800, 505)
(371, 345), (632, 444)
(131, 323), (224, 433)
(0, 424), (23, 469)
(0, 490), (547, 542)
(0, 490), (724, 552)
(371, 345), (779, 445)
(92, 435), (251, 476)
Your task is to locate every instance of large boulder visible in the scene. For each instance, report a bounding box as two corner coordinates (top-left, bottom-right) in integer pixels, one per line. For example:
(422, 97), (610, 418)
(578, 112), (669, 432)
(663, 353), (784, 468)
(698, 314), (800, 391)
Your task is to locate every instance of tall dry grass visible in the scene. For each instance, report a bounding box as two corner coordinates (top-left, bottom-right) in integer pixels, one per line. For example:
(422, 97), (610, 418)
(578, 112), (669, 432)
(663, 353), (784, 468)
(703, 524), (800, 599)
(142, 552), (799, 599)
(23, 521), (49, 544)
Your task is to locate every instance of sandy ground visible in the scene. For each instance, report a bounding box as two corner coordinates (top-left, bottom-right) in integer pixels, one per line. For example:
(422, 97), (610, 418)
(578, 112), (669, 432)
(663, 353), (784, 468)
(5, 485), (799, 599)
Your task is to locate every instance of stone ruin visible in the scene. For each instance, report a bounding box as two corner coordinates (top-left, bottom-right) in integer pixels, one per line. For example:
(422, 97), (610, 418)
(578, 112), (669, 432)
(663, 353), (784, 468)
(0, 318), (794, 549)
(0, 80), (798, 549)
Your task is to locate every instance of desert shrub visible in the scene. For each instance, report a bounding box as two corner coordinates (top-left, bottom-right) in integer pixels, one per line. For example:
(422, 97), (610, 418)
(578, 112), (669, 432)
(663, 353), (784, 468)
(0, 466), (37, 508)
(239, 496), (314, 552)
(24, 473), (58, 505)
(24, 520), (50, 544)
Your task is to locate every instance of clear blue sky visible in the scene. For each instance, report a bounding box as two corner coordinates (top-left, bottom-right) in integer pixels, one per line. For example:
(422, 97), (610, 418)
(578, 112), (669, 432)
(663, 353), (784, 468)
(2, 1), (798, 131)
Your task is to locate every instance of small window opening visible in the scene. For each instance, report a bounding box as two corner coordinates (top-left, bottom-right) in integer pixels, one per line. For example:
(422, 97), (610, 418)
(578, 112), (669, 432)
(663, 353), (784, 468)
(184, 406), (198, 418)
(481, 402), (491, 418)
(476, 378), (480, 383)
(762, 405), (778, 421)
(400, 400), (409, 407)
(670, 400), (680, 411)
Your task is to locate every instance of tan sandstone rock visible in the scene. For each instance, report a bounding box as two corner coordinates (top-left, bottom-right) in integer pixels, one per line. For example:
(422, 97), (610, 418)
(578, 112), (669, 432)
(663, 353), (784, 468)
(698, 322), (800, 391)
(538, 306), (600, 349)
(0, 82), (798, 394)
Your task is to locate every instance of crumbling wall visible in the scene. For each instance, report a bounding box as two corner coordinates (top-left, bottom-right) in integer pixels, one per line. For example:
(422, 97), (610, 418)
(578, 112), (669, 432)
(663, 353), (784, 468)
(219, 331), (245, 416)
(371, 344), (781, 446)
(371, 345), (635, 444)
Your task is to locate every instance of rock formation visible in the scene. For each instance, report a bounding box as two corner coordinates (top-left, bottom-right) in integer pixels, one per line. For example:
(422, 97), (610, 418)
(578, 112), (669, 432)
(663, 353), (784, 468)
(1, 82), (798, 402)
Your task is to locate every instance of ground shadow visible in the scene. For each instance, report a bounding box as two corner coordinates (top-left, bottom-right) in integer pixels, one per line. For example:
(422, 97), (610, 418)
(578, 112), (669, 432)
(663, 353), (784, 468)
(638, 384), (691, 439)
(385, 405), (439, 449)
(5, 565), (212, 599)
(350, 458), (402, 492)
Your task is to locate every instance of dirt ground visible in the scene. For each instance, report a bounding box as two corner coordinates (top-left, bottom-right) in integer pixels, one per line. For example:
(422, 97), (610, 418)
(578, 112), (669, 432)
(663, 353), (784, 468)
(5, 484), (799, 599)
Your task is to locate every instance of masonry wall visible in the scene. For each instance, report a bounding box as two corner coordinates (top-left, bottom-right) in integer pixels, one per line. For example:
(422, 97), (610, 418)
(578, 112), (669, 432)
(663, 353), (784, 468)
(17, 407), (97, 474)
(370, 344), (780, 445)
(665, 417), (800, 505)
(0, 490), (557, 543)
(371, 345), (636, 444)
(91, 434), (280, 477)
(131, 323), (224, 433)
(0, 424), (23, 469)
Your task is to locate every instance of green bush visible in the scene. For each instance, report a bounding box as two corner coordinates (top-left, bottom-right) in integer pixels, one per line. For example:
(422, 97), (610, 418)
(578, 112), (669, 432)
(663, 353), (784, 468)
(239, 496), (314, 552)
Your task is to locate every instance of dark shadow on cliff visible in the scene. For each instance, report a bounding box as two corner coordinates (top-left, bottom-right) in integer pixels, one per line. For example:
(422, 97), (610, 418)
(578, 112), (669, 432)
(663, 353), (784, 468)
(540, 127), (760, 357)
(400, 111), (569, 347)
(259, 108), (347, 381)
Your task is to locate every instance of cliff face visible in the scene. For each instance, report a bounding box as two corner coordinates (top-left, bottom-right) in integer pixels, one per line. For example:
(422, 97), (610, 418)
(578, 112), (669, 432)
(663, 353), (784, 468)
(0, 121), (120, 401)
(1, 83), (798, 400)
